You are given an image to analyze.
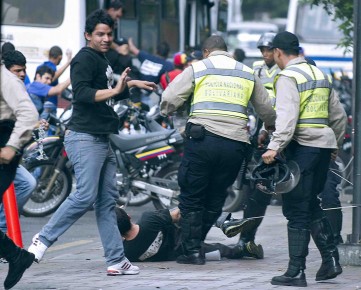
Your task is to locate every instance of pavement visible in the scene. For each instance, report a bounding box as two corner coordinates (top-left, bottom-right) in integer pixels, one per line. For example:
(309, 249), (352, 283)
(1, 196), (360, 290)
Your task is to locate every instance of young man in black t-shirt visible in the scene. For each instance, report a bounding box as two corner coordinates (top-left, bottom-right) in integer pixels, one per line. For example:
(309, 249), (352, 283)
(116, 207), (263, 262)
(28, 9), (156, 277)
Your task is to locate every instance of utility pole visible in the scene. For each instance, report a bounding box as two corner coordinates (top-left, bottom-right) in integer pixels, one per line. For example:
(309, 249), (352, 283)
(338, 0), (361, 266)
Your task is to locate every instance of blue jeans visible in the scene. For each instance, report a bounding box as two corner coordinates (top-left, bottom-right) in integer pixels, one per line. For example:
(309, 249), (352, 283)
(39, 130), (125, 266)
(0, 165), (37, 232)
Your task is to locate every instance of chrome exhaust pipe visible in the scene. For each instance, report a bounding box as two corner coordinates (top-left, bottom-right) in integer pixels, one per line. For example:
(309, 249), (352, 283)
(131, 180), (176, 199)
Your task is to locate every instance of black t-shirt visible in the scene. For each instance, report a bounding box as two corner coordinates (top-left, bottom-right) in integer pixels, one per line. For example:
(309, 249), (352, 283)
(68, 47), (129, 134)
(124, 209), (180, 262)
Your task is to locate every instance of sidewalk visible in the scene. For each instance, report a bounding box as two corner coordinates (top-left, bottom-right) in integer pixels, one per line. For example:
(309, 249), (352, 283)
(1, 201), (360, 290)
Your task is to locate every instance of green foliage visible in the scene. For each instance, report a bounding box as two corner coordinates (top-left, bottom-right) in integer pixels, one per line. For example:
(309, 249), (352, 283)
(302, 0), (353, 50)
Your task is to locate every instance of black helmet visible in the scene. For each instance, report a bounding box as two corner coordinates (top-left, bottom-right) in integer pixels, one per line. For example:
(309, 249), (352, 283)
(250, 159), (300, 195)
(257, 32), (277, 49)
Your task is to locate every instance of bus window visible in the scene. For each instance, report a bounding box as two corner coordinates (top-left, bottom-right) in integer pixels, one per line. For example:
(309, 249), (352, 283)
(295, 4), (343, 44)
(2, 0), (65, 27)
(139, 0), (161, 53)
(122, 0), (136, 18)
(217, 0), (228, 33)
(161, 0), (179, 52)
(117, 0), (138, 43)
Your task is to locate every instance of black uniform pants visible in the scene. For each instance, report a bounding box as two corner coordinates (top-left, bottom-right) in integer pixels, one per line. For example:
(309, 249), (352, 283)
(282, 141), (332, 229)
(319, 159), (342, 209)
(0, 157), (20, 202)
(178, 131), (247, 216)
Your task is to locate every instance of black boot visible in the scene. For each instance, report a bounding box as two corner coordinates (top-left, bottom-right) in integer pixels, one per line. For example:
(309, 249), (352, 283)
(271, 227), (309, 287)
(237, 239), (264, 259)
(324, 209), (343, 245)
(0, 230), (35, 290)
(201, 210), (220, 241)
(240, 196), (268, 242)
(176, 211), (205, 265)
(311, 217), (343, 281)
(222, 218), (261, 238)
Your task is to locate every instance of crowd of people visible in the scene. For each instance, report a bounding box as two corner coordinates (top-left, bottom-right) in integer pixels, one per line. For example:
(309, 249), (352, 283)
(0, 0), (348, 289)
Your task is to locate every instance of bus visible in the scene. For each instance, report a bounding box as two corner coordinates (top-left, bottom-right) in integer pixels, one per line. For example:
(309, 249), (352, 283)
(118, 0), (228, 55)
(286, 0), (353, 74)
(1, 0), (228, 84)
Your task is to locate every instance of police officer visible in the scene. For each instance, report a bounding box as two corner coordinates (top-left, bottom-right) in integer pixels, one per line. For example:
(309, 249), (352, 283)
(253, 32), (281, 106)
(261, 31), (346, 286)
(232, 32), (282, 259)
(160, 35), (276, 265)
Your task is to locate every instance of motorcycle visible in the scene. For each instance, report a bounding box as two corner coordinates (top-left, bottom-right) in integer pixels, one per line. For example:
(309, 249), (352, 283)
(115, 102), (246, 212)
(21, 92), (74, 217)
(22, 99), (185, 215)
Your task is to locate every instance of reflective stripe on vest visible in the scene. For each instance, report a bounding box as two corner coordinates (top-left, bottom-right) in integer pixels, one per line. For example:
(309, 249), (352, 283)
(275, 63), (332, 128)
(190, 56), (255, 120)
(253, 62), (280, 107)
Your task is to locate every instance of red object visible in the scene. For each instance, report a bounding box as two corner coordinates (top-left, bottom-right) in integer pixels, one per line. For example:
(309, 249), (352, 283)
(3, 183), (23, 247)
(160, 69), (183, 89)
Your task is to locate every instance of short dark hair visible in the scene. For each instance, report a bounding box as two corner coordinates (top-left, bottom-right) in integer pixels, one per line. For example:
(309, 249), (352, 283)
(35, 65), (55, 79)
(234, 48), (246, 62)
(281, 48), (300, 57)
(156, 42), (170, 58)
(85, 9), (114, 35)
(3, 50), (26, 69)
(107, 0), (123, 10)
(202, 35), (227, 52)
(115, 207), (131, 236)
(49, 45), (63, 59)
(1, 42), (15, 55)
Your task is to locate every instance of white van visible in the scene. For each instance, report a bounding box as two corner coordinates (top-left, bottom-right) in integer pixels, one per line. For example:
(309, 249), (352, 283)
(1, 0), (95, 82)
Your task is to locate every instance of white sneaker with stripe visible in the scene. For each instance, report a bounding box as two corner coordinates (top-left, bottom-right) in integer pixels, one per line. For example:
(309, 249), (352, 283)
(107, 258), (140, 276)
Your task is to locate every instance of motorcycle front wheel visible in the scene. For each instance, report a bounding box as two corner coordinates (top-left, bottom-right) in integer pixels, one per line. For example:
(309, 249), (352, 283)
(22, 160), (72, 217)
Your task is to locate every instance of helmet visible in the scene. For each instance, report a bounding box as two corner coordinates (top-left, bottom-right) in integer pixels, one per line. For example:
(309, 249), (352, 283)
(257, 32), (277, 49)
(250, 159), (300, 195)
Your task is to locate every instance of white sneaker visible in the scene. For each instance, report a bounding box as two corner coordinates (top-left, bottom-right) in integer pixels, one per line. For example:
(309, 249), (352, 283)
(107, 258), (140, 276)
(28, 233), (48, 263)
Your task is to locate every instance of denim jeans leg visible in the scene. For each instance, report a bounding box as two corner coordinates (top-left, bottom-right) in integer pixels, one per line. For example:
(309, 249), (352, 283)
(94, 145), (125, 266)
(0, 205), (5, 232)
(0, 165), (37, 232)
(14, 165), (37, 213)
(39, 132), (111, 248)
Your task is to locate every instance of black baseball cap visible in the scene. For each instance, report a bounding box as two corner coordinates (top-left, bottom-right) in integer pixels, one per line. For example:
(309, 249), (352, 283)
(270, 31), (300, 50)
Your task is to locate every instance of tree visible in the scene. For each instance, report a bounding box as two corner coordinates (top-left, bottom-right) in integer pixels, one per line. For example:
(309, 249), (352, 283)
(303, 0), (353, 51)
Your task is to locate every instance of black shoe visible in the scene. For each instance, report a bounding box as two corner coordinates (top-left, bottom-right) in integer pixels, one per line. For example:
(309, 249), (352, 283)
(242, 240), (264, 259)
(271, 270), (307, 287)
(222, 218), (258, 238)
(176, 253), (205, 265)
(4, 249), (35, 290)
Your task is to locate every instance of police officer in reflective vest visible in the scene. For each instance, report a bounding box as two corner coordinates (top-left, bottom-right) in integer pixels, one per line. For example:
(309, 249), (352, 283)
(160, 35), (276, 265)
(253, 32), (281, 107)
(261, 31), (346, 286)
(232, 32), (282, 257)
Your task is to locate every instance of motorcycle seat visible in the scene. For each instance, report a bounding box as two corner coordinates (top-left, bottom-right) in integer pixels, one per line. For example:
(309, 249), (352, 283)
(109, 129), (176, 151)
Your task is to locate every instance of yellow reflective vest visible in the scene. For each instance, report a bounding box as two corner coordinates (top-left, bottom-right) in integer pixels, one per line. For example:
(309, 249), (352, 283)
(253, 60), (280, 107)
(190, 56), (255, 120)
(274, 63), (332, 128)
